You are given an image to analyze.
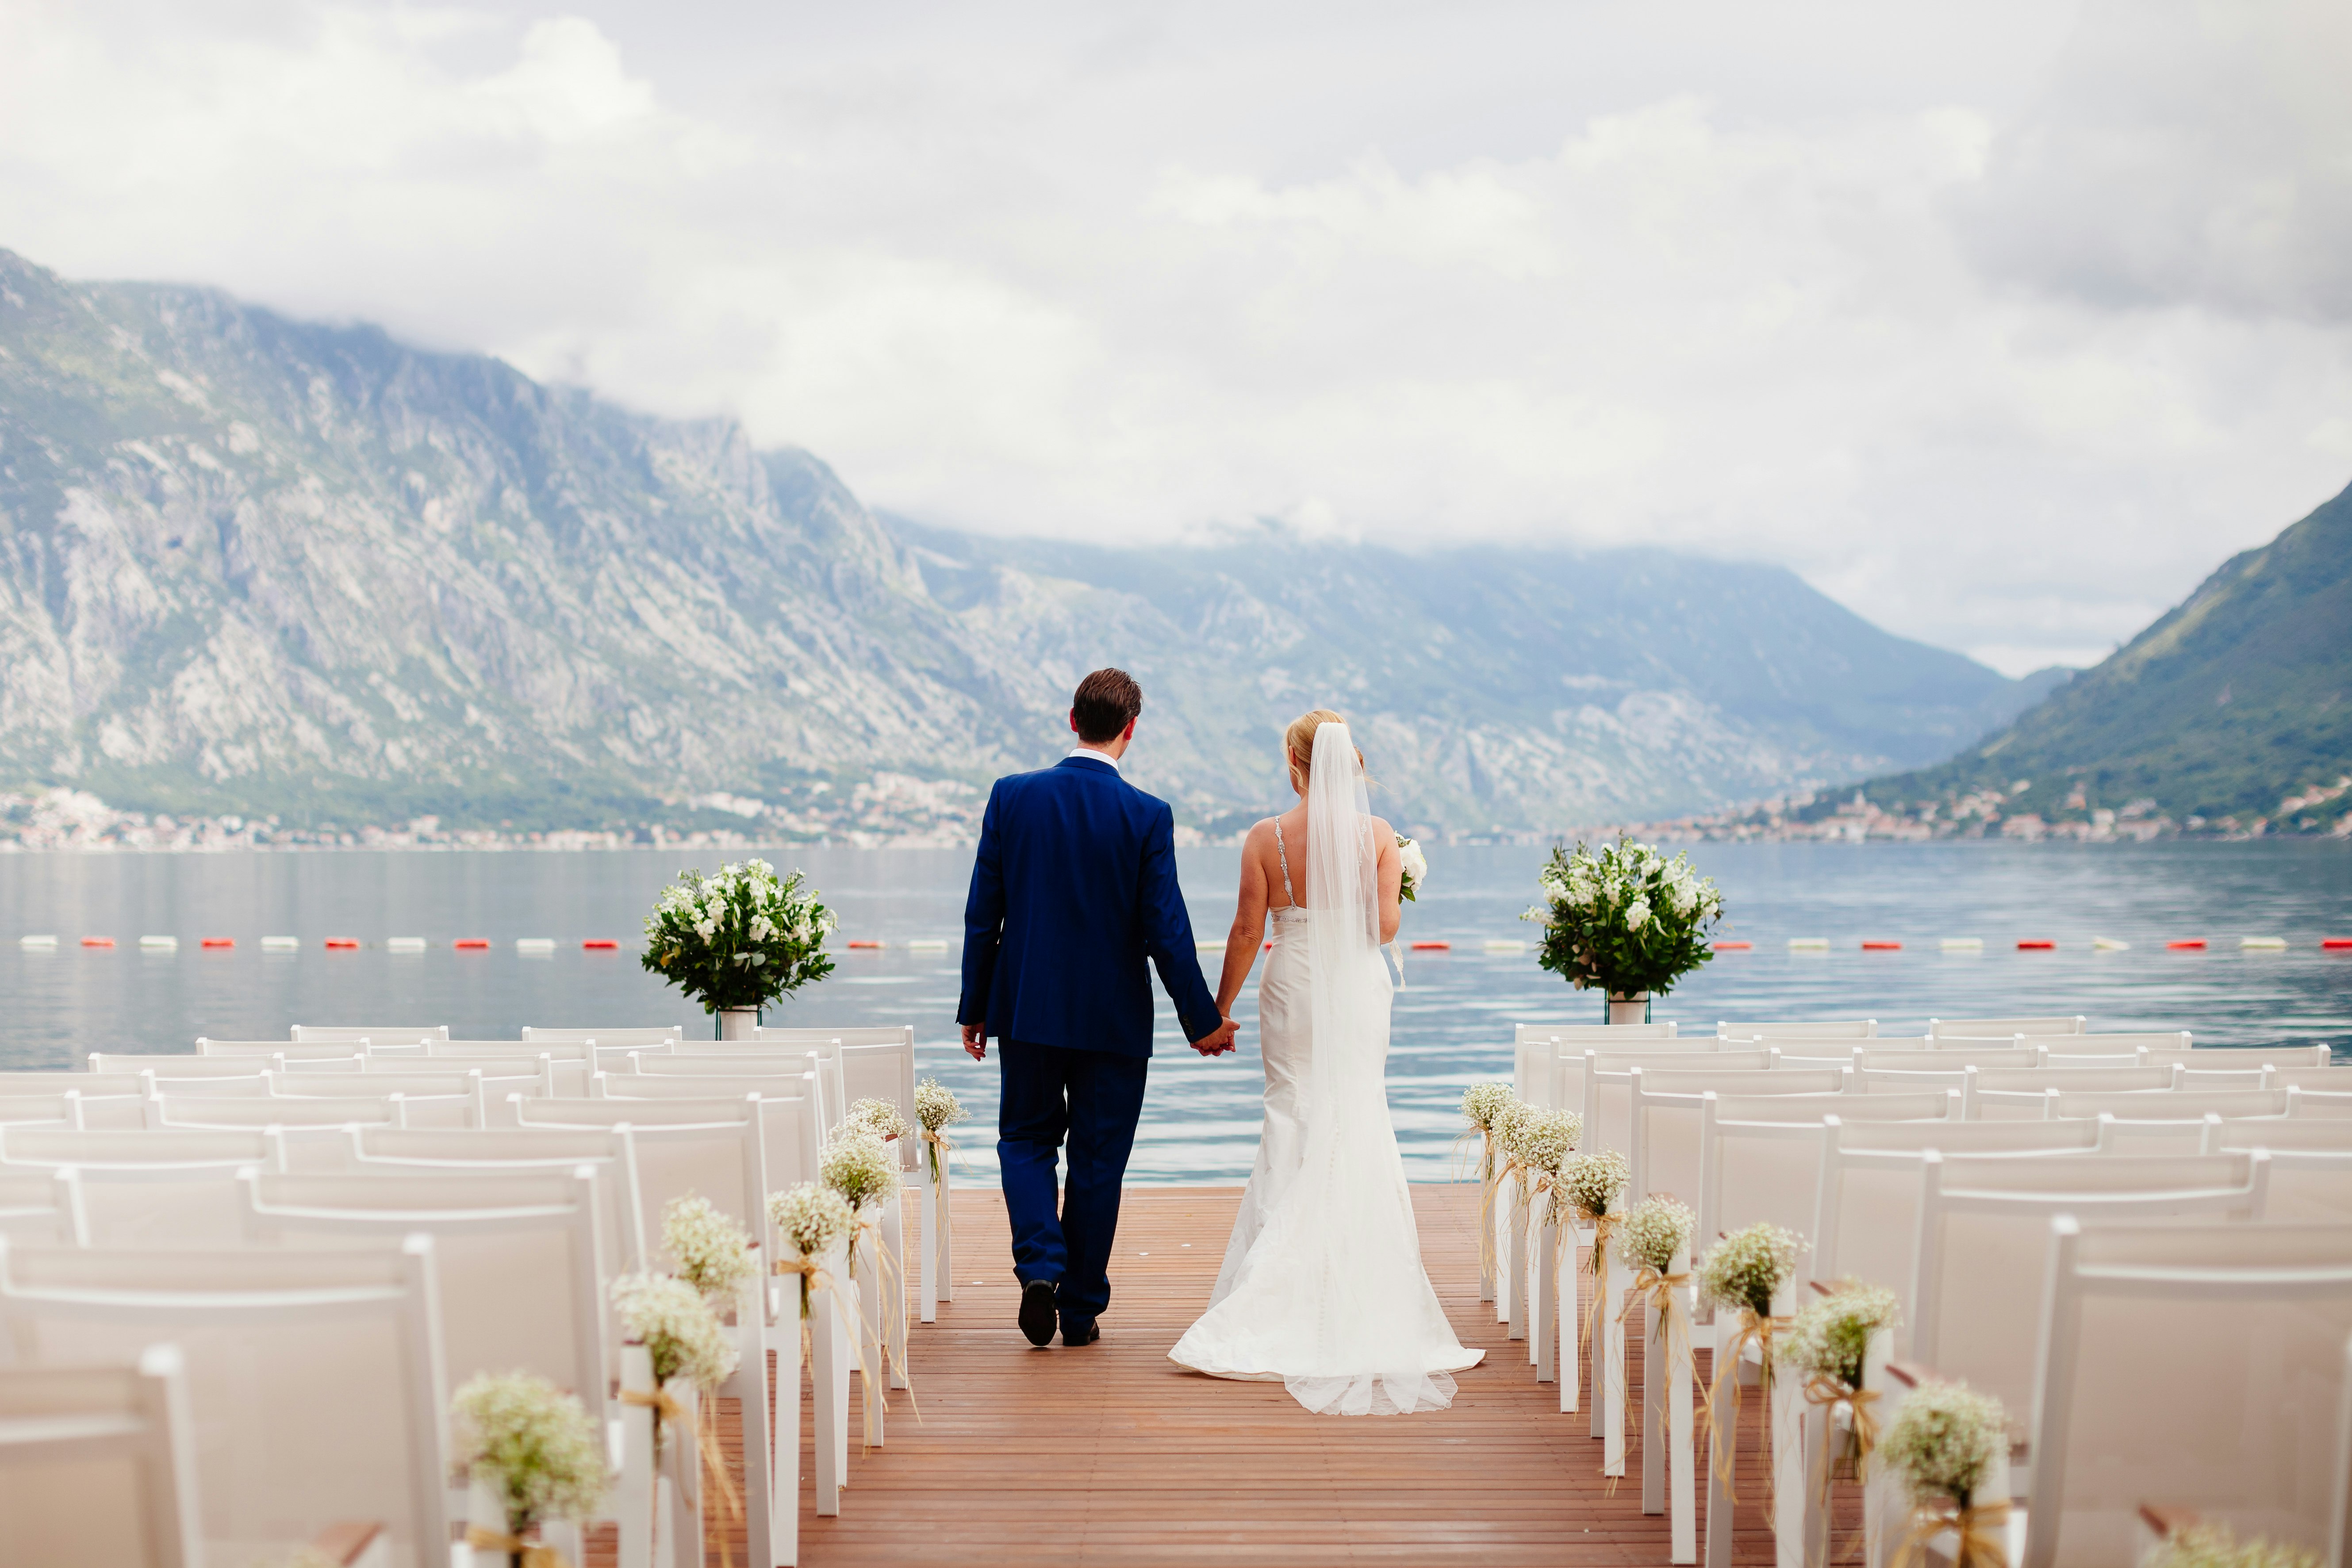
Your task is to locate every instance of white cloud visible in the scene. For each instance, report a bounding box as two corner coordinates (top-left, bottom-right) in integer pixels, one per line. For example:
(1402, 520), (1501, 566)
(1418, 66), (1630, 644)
(1, 0), (2348, 676)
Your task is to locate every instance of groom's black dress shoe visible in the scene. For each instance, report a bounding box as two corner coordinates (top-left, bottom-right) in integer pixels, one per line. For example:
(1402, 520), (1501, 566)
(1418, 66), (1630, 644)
(1018, 1279), (1059, 1347)
(1063, 1320), (1100, 1347)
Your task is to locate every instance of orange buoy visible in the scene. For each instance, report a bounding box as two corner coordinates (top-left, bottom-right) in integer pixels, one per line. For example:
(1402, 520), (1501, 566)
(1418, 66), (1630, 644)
(1861, 940), (1903, 951)
(323, 938), (360, 951)
(81, 936), (114, 948)
(582, 939), (618, 951)
(846, 940), (883, 950)
(2017, 939), (2056, 951)
(1408, 940), (1452, 951)
(200, 937), (235, 949)
(1711, 941), (1753, 951)
(453, 938), (490, 951)
(2167, 939), (2207, 951)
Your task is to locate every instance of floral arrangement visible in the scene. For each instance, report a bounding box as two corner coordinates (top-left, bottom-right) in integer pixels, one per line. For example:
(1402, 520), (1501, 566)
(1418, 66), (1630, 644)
(662, 1193), (757, 1307)
(821, 1129), (901, 1211)
(1778, 1283), (1899, 1391)
(1619, 1195), (1695, 1273)
(842, 1096), (911, 1142)
(1554, 1148), (1630, 1224)
(611, 1272), (739, 1392)
(1460, 1082), (1515, 1138)
(1516, 1107), (1582, 1178)
(1396, 835), (1427, 903)
(1878, 1380), (2005, 1509)
(1520, 836), (1724, 999)
(449, 1371), (608, 1542)
(914, 1077), (967, 1181)
(768, 1180), (855, 1316)
(1698, 1222), (1804, 1319)
(641, 858), (837, 1016)
(2149, 1525), (2322, 1568)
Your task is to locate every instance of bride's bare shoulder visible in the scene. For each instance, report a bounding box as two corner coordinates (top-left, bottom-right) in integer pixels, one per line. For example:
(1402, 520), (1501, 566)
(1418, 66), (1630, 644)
(1366, 813), (1396, 843)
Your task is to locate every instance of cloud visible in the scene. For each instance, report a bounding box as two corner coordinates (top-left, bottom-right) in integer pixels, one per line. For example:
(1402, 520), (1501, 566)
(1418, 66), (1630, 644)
(1, 0), (2348, 676)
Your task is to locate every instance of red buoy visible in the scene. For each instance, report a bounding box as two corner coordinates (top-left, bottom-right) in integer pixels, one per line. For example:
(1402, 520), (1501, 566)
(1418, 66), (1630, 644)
(323, 938), (360, 951)
(2017, 939), (2056, 951)
(2167, 939), (2207, 951)
(1861, 940), (1903, 951)
(453, 938), (490, 951)
(582, 939), (618, 951)
(200, 937), (235, 949)
(2324, 939), (2352, 952)
(1409, 940), (1452, 951)
(846, 939), (883, 950)
(1711, 940), (1753, 951)
(81, 936), (114, 948)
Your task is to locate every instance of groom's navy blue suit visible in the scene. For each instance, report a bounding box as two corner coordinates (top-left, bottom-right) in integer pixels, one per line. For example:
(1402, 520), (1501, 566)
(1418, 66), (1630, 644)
(959, 752), (1221, 1333)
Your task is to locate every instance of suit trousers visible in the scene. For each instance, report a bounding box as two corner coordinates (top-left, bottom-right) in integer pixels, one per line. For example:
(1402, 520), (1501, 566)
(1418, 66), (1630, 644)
(998, 1038), (1150, 1329)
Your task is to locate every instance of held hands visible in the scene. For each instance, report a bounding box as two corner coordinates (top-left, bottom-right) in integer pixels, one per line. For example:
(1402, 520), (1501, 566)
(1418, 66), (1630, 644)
(1191, 1016), (1240, 1057)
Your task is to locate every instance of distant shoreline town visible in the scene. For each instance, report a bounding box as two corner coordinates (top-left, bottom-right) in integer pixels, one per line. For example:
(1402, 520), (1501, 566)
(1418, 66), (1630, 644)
(1, 775), (2344, 852)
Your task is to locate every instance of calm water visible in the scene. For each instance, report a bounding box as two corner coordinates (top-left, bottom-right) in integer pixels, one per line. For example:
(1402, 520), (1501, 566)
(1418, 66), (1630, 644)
(3, 842), (2348, 1180)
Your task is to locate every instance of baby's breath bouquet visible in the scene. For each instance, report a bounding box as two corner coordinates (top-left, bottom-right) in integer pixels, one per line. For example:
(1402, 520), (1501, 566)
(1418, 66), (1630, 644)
(1522, 836), (1723, 1002)
(1620, 1195), (1694, 1275)
(915, 1077), (967, 1181)
(1699, 1222), (1805, 1321)
(2149, 1525), (2323, 1568)
(450, 1370), (608, 1554)
(641, 859), (836, 1016)
(1554, 1149), (1629, 1226)
(612, 1272), (738, 1392)
(662, 1193), (757, 1309)
(843, 1096), (911, 1143)
(1780, 1283), (1900, 1487)
(768, 1180), (855, 1318)
(1879, 1380), (2011, 1565)
(821, 1128), (901, 1273)
(1460, 1082), (1518, 1287)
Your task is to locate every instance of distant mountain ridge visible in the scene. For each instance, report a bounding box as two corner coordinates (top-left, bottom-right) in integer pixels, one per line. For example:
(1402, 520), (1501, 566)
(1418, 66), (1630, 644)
(1853, 479), (2352, 832)
(0, 246), (2044, 832)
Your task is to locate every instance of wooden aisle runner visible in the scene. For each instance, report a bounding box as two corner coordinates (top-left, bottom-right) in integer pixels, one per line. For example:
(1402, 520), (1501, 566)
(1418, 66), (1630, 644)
(769, 1184), (1791, 1568)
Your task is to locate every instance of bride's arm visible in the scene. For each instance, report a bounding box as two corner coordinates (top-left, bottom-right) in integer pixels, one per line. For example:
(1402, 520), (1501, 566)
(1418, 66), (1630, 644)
(1215, 823), (1272, 1017)
(1372, 817), (1403, 945)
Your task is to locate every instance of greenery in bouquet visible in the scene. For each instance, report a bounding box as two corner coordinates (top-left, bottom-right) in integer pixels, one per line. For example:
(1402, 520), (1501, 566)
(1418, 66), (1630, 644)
(1521, 836), (1723, 998)
(1878, 1380), (2006, 1509)
(449, 1370), (608, 1536)
(1778, 1283), (1899, 1390)
(641, 859), (836, 1014)
(661, 1193), (757, 1307)
(611, 1272), (739, 1392)
(2149, 1525), (2322, 1568)
(1396, 834), (1427, 903)
(1698, 1221), (1805, 1319)
(1620, 1195), (1696, 1273)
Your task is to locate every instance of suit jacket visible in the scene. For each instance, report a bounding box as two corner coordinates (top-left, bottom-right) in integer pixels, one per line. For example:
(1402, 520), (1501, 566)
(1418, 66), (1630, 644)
(958, 755), (1221, 1057)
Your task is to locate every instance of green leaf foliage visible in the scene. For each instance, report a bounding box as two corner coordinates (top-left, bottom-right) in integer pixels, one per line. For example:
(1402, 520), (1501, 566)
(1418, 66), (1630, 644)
(1523, 836), (1722, 997)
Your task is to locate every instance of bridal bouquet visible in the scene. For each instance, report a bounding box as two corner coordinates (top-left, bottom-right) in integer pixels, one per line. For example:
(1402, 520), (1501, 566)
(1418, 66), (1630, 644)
(641, 858), (837, 1016)
(1521, 837), (1723, 1001)
(1396, 834), (1427, 902)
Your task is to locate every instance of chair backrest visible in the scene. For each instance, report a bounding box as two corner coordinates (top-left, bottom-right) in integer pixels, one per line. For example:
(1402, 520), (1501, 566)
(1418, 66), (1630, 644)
(0, 1236), (449, 1568)
(1911, 1150), (2269, 1415)
(629, 1051), (820, 1077)
(2234, 1150), (2352, 1223)
(25, 1072), (264, 1101)
(2052, 1088), (2292, 1123)
(1976, 1066), (2175, 1095)
(91, 1054), (341, 1079)
(596, 1071), (806, 1100)
(522, 1026), (683, 1052)
(2018, 1031), (2192, 1055)
(344, 1127), (644, 1271)
(1565, 1046), (1776, 1127)
(1513, 1022), (1679, 1047)
(0, 1093), (81, 1131)
(2145, 1043), (2333, 1070)
(1717, 1019), (1878, 1039)
(1810, 1118), (2107, 1299)
(835, 1042), (919, 1169)
(2214, 1121), (2352, 1154)
(1865, 1046), (2037, 1072)
(0, 1169), (80, 1242)
(151, 1095), (412, 1131)
(199, 1039), (411, 1062)
(288, 1025), (449, 1044)
(0, 1342), (203, 1568)
(2268, 1068), (2352, 1093)
(753, 1025), (914, 1049)
(1687, 1093), (1956, 1269)
(509, 1096), (767, 1243)
(241, 1167), (609, 1409)
(2024, 1218), (2352, 1568)
(1929, 1015), (2084, 1037)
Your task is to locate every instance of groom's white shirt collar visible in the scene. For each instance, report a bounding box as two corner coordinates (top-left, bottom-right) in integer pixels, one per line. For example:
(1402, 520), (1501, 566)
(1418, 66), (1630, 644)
(1066, 745), (1122, 772)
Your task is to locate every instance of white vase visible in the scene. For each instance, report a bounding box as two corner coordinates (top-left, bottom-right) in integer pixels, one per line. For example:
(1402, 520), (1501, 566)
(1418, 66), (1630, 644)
(717, 1007), (759, 1040)
(1607, 992), (1650, 1025)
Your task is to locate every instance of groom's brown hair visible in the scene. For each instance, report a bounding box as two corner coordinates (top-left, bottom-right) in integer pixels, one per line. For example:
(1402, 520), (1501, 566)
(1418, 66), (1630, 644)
(1071, 668), (1143, 744)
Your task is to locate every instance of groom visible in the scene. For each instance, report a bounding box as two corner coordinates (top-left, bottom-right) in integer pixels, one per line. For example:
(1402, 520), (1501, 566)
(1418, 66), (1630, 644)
(959, 667), (1237, 1348)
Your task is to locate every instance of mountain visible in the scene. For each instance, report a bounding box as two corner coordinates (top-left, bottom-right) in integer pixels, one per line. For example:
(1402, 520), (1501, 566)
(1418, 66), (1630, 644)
(1850, 480), (2352, 832)
(0, 247), (2041, 833)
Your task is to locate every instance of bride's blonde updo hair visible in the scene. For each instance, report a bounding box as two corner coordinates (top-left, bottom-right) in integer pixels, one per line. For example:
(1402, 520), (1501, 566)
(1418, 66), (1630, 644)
(1284, 709), (1366, 792)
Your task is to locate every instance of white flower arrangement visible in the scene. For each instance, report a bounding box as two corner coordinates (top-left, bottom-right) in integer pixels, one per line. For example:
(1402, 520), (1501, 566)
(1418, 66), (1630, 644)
(821, 1128), (901, 1211)
(1698, 1221), (1805, 1319)
(1488, 1096), (1539, 1170)
(2149, 1525), (2323, 1568)
(661, 1193), (757, 1307)
(449, 1370), (608, 1537)
(1460, 1082), (1515, 1134)
(1619, 1195), (1696, 1273)
(769, 1180), (855, 1261)
(1777, 1283), (1899, 1391)
(1554, 1148), (1630, 1223)
(611, 1272), (739, 1392)
(1523, 836), (1724, 1000)
(841, 1096), (911, 1142)
(1516, 1106), (1582, 1176)
(915, 1077), (967, 1135)
(1877, 1380), (2006, 1508)
(641, 858), (837, 1016)
(1396, 835), (1428, 902)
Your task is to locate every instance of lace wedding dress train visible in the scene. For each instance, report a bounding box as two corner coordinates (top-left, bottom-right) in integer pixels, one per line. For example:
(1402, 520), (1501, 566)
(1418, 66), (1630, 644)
(1169, 724), (1481, 1415)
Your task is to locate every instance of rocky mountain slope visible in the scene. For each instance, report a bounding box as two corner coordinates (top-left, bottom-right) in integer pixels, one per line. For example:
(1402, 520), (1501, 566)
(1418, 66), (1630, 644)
(0, 247), (2045, 832)
(1852, 479), (2352, 833)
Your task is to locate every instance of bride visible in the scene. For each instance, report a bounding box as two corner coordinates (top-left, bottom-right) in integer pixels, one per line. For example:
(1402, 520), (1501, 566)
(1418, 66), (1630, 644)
(1167, 710), (1482, 1415)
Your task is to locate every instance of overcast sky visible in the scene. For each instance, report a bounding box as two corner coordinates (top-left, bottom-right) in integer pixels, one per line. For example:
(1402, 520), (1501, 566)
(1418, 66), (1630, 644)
(5, 0), (2349, 674)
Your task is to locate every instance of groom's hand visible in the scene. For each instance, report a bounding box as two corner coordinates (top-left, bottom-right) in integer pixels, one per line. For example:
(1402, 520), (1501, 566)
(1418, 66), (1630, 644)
(1190, 1017), (1239, 1056)
(961, 1022), (987, 1061)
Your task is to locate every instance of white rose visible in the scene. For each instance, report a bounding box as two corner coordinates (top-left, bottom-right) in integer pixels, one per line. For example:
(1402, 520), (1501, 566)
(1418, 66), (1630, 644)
(1625, 898), (1651, 930)
(1398, 838), (1429, 885)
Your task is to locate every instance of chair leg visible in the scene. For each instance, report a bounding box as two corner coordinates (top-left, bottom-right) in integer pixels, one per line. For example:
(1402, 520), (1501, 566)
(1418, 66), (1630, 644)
(1507, 1184), (1529, 1342)
(767, 1317), (802, 1565)
(1643, 1302), (1664, 1515)
(853, 1251), (886, 1447)
(1494, 1180), (1514, 1323)
(1669, 1293), (1696, 1564)
(1535, 1218), (1558, 1382)
(618, 1345), (657, 1568)
(810, 1273), (844, 1517)
(919, 1159), (941, 1325)
(1603, 1254), (1627, 1477)
(879, 1194), (909, 1391)
(728, 1302), (774, 1568)
(1772, 1369), (1807, 1568)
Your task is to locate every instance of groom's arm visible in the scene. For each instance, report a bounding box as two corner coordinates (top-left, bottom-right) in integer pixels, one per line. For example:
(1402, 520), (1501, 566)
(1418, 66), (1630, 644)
(958, 783), (1007, 1057)
(1138, 800), (1231, 1053)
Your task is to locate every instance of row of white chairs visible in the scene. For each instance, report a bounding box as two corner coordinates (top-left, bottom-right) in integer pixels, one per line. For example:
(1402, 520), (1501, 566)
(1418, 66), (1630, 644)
(0, 1021), (946, 1568)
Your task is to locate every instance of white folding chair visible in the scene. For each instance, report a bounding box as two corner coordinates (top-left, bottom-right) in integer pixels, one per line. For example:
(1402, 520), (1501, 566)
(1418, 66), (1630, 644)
(1717, 1019), (1877, 1039)
(2021, 1218), (2352, 1568)
(0, 1236), (449, 1568)
(1515, 1022), (1678, 1045)
(0, 1128), (294, 1246)
(0, 1170), (80, 1243)
(2020, 1031), (2191, 1060)
(0, 1093), (92, 1132)
(150, 1094), (421, 1133)
(523, 1027), (683, 1050)
(0, 1342), (204, 1568)
(2049, 1089), (2292, 1147)
(2145, 1044), (2332, 1070)
(199, 1039), (407, 1063)
(288, 1026), (448, 1045)
(755, 1025), (914, 1050)
(341, 1124), (647, 1273)
(1929, 1016), (2085, 1037)
(1908, 1150), (2271, 1417)
(92, 1054), (349, 1079)
(273, 1069), (545, 1127)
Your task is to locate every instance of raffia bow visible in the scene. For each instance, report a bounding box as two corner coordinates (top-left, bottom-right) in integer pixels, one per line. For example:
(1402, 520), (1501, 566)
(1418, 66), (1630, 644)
(920, 1124), (958, 1184)
(1466, 1131), (1501, 1284)
(1577, 1210), (1620, 1361)
(1707, 1305), (1792, 1515)
(1618, 1265), (1699, 1407)
(1890, 1496), (2009, 1568)
(1801, 1376), (1881, 1567)
(618, 1384), (744, 1568)
(461, 1525), (565, 1567)
(848, 1212), (922, 1423)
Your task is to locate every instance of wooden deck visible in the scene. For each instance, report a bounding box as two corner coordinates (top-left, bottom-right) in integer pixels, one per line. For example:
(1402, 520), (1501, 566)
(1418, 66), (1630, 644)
(777, 1184), (1796, 1567)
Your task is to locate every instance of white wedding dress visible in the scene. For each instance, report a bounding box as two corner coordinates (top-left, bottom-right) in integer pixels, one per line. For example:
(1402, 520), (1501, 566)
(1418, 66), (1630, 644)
(1168, 722), (1482, 1415)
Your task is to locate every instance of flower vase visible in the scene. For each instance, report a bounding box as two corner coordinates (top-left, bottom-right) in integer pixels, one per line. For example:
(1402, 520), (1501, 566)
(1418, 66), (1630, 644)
(717, 1007), (759, 1041)
(1606, 991), (1651, 1025)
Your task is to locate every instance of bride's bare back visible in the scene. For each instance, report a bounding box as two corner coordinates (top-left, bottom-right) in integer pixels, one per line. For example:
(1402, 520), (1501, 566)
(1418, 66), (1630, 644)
(1212, 788), (1404, 1020)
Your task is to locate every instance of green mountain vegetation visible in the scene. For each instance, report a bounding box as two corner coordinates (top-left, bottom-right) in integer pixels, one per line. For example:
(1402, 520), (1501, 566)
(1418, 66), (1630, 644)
(1851, 479), (2352, 834)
